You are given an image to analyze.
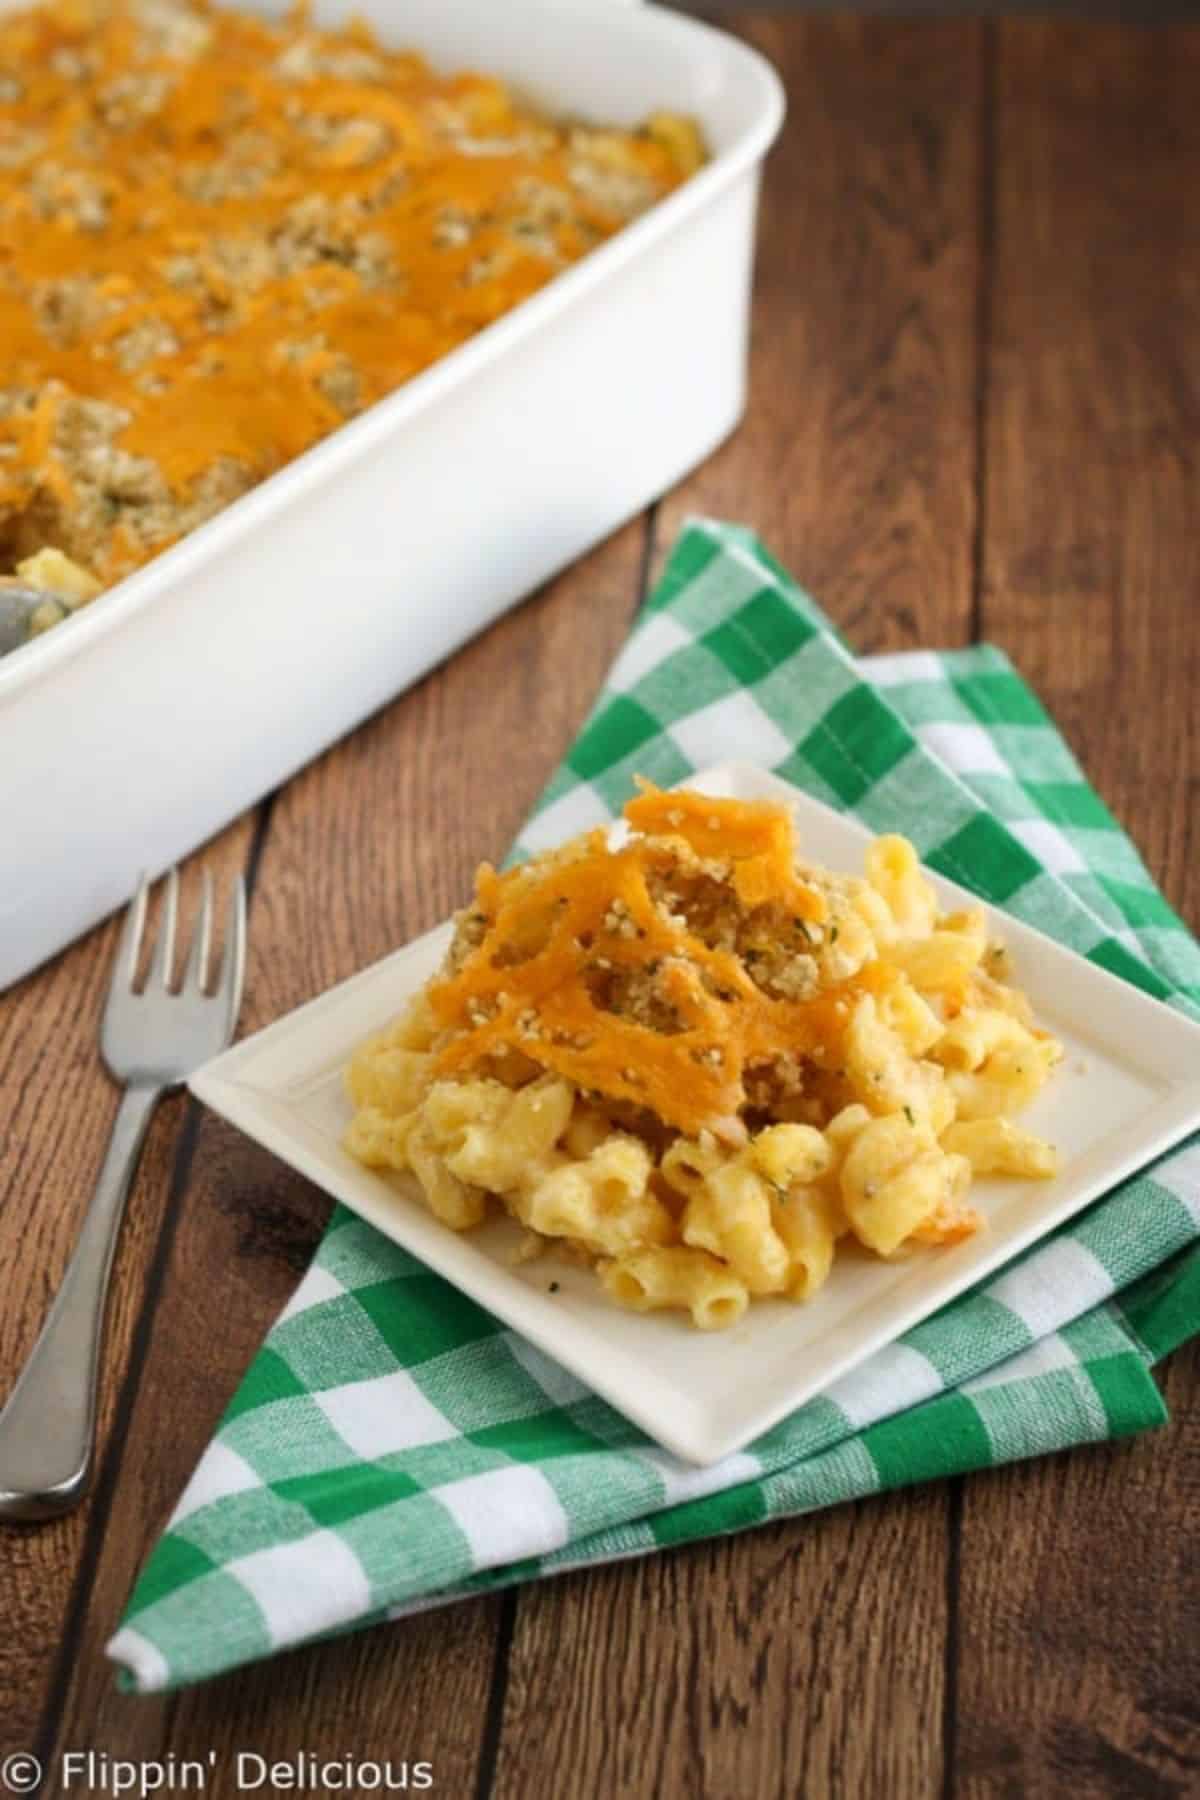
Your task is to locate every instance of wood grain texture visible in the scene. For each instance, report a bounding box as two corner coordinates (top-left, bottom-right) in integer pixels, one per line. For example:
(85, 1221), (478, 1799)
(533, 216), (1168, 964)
(955, 1343), (1200, 1800)
(0, 13), (1196, 1795)
(34, 523), (648, 1780)
(952, 21), (1200, 1798)
(977, 21), (1200, 929)
(495, 1492), (952, 1800)
(0, 818), (256, 1763)
(494, 19), (983, 1800)
(679, 0), (1200, 17)
(658, 13), (984, 648)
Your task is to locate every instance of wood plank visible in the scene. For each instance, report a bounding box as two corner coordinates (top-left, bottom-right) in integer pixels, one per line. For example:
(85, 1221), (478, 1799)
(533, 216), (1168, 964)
(955, 1346), (1200, 1800)
(0, 818), (256, 1764)
(496, 1490), (952, 1800)
(657, 13), (983, 648)
(976, 21), (1200, 926)
(39, 521), (648, 1776)
(495, 17), (984, 1799)
(957, 20), (1200, 1796)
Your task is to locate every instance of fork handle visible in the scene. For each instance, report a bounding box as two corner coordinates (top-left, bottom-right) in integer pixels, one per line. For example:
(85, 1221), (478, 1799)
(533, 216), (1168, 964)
(0, 1083), (162, 1521)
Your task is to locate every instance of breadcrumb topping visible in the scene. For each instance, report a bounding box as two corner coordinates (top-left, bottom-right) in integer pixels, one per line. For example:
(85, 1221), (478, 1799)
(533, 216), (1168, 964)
(0, 0), (704, 616)
(430, 783), (890, 1138)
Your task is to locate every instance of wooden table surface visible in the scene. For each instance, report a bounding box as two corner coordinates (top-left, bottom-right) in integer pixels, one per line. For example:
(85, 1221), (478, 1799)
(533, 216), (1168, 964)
(3, 15), (1198, 1798)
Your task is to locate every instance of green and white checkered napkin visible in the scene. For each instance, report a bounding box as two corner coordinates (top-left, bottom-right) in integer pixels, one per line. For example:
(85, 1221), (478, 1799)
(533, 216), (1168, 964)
(109, 519), (1200, 1693)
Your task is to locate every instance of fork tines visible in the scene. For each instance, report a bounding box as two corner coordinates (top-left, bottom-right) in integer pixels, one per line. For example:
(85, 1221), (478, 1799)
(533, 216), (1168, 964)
(118, 867), (245, 999)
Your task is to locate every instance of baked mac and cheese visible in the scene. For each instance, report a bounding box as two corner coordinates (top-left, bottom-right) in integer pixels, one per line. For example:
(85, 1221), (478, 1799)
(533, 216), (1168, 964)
(345, 786), (1063, 1329)
(0, 0), (703, 641)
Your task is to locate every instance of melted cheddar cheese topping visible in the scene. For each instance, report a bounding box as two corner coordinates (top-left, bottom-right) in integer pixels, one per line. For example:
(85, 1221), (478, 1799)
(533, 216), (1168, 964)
(0, 0), (703, 590)
(430, 786), (892, 1139)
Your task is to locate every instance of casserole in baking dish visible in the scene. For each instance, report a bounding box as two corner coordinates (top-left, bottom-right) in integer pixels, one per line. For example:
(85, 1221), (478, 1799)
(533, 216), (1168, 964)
(0, 0), (704, 610)
(0, 0), (784, 988)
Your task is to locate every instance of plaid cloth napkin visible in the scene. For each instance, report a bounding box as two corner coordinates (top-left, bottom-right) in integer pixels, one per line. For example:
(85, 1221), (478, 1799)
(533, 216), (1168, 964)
(109, 520), (1200, 1693)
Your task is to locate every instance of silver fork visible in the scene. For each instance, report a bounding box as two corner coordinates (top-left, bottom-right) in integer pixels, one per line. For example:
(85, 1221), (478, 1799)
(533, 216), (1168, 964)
(0, 869), (246, 1521)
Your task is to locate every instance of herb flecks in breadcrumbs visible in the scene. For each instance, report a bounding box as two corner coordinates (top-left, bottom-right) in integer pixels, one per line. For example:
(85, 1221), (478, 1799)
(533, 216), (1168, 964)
(0, 0), (703, 601)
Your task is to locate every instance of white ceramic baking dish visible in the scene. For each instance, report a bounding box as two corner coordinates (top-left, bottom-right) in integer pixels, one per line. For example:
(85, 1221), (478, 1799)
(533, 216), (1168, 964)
(0, 0), (784, 990)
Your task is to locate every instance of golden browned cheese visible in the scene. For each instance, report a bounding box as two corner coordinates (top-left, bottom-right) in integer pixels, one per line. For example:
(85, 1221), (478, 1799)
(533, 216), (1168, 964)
(0, 0), (704, 590)
(428, 786), (896, 1139)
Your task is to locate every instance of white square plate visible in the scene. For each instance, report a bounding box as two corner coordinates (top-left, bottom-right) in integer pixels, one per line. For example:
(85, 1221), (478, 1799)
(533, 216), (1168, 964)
(190, 764), (1200, 1464)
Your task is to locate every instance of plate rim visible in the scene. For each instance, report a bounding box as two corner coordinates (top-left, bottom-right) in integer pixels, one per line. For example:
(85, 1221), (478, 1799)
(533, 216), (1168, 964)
(190, 762), (1200, 1463)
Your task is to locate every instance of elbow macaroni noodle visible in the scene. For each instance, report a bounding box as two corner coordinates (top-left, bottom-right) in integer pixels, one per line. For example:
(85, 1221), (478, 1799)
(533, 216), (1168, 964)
(345, 789), (1064, 1328)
